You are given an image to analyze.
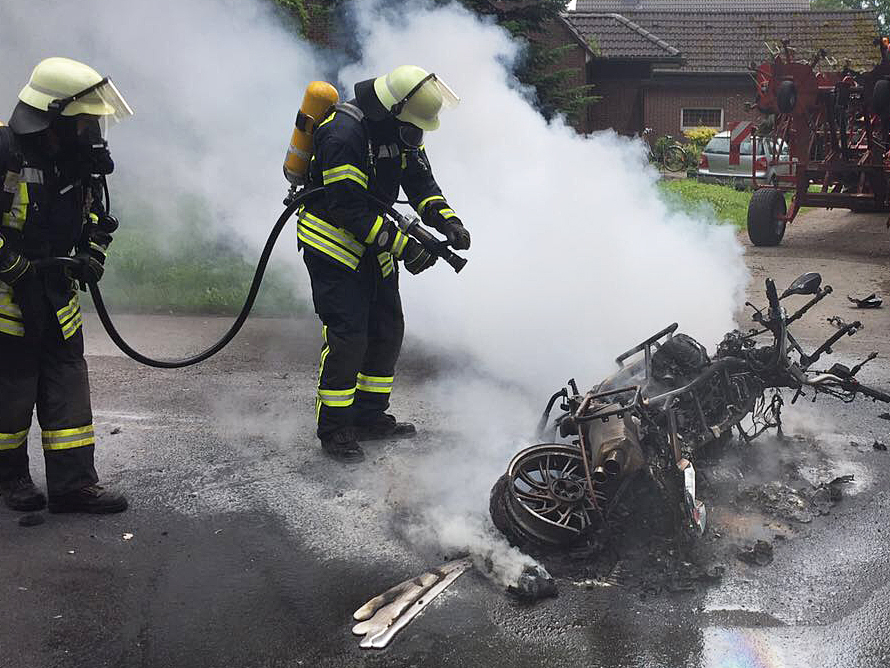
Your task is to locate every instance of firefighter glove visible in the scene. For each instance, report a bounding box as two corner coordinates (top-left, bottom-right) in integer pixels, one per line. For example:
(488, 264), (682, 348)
(74, 213), (112, 284)
(421, 200), (470, 250)
(92, 212), (119, 249)
(401, 238), (436, 275)
(74, 250), (105, 284)
(0, 232), (32, 287)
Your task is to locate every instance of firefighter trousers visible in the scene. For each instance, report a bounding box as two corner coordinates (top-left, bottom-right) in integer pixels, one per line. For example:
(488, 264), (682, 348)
(0, 292), (98, 497)
(303, 250), (405, 439)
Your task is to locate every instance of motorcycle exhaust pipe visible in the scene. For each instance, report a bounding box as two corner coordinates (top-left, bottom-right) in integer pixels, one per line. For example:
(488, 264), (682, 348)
(603, 449), (626, 477)
(592, 465), (608, 484)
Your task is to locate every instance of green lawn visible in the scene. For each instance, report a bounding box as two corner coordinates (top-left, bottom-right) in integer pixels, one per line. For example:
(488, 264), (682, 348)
(86, 198), (307, 316)
(658, 178), (806, 231)
(658, 179), (753, 229)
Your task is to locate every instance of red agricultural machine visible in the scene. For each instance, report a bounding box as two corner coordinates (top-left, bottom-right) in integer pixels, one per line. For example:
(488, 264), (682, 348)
(746, 38), (890, 246)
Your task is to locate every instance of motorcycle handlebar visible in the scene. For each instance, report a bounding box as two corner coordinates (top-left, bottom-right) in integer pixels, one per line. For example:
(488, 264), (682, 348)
(765, 278), (780, 311)
(850, 382), (890, 403)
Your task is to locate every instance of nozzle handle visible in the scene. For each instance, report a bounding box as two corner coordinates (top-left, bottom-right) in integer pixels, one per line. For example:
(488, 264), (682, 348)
(394, 213), (467, 274)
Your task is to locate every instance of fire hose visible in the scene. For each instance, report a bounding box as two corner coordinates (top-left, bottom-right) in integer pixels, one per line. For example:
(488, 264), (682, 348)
(31, 187), (467, 369)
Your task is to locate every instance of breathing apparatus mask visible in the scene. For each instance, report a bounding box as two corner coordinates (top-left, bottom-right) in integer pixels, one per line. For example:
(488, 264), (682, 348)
(48, 78), (132, 177)
(46, 77), (134, 136)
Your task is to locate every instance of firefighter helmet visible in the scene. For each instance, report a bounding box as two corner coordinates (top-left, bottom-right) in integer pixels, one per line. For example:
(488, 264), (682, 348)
(372, 65), (459, 131)
(9, 57), (133, 134)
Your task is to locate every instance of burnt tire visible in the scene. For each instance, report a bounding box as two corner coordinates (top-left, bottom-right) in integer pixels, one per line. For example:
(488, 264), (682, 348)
(489, 474), (520, 544)
(747, 187), (787, 246)
(776, 80), (797, 114)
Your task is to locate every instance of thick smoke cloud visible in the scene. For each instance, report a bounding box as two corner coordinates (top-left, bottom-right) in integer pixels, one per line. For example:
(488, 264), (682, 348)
(344, 1), (748, 391)
(1, 0), (750, 584)
(342, 0), (749, 582)
(0, 0), (330, 260)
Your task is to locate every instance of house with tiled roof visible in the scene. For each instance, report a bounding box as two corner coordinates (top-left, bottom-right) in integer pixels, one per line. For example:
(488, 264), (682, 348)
(547, 2), (879, 137)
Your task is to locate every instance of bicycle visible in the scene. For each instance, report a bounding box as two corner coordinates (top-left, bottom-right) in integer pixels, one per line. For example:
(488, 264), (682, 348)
(642, 127), (688, 172)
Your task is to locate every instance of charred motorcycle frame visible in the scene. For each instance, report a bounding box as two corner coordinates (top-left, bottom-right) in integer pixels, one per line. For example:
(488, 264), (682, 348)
(490, 273), (890, 548)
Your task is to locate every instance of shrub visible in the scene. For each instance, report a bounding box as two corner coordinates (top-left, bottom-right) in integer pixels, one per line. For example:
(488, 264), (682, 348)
(682, 126), (719, 167)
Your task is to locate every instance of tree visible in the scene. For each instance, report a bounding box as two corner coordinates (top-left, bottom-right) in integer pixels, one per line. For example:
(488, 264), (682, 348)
(810, 0), (890, 28)
(271, 0), (342, 42)
(271, 0), (597, 124)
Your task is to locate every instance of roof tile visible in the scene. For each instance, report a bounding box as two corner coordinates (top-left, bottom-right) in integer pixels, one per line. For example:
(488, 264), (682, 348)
(566, 10), (879, 72)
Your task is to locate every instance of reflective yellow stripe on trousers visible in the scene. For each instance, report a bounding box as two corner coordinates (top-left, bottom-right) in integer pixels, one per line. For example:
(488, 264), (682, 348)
(356, 373), (394, 394)
(42, 424), (95, 450)
(315, 325), (356, 420)
(0, 428), (28, 451)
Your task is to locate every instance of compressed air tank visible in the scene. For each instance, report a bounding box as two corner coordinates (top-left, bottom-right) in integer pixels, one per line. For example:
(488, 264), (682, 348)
(284, 81), (339, 185)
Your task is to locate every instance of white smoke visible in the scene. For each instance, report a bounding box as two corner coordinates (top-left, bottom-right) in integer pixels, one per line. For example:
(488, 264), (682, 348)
(342, 0), (748, 582)
(0, 0), (750, 586)
(343, 0), (747, 390)
(0, 0), (329, 260)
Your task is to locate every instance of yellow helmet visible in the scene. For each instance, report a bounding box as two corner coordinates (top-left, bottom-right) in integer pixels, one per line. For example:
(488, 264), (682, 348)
(9, 57), (133, 134)
(372, 65), (459, 131)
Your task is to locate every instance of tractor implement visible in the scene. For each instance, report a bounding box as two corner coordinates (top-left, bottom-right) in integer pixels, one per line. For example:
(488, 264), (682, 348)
(746, 38), (890, 246)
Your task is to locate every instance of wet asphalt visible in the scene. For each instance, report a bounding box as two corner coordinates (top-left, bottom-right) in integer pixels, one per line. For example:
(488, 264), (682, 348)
(3, 209), (890, 667)
(1, 311), (888, 668)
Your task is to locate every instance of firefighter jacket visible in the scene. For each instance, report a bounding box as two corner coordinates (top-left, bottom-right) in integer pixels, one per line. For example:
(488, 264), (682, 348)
(299, 102), (452, 276)
(0, 127), (92, 340)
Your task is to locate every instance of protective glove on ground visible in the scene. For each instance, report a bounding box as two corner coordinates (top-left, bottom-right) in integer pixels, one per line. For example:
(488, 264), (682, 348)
(421, 200), (470, 250)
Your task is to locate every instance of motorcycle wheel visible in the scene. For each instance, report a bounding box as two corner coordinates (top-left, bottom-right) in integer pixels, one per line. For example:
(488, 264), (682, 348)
(489, 443), (603, 549)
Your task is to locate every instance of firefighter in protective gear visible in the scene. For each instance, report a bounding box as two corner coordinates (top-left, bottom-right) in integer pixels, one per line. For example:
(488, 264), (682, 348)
(298, 65), (468, 462)
(0, 57), (132, 513)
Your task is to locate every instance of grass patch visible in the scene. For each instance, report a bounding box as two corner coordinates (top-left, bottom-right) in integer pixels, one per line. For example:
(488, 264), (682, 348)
(658, 179), (753, 229)
(87, 198), (307, 316)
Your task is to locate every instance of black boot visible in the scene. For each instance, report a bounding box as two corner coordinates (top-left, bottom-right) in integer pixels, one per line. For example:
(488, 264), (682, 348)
(48, 485), (128, 514)
(321, 427), (365, 463)
(0, 476), (47, 512)
(354, 414), (416, 442)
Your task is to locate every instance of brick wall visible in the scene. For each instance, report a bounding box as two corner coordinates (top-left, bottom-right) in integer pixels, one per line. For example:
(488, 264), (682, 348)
(585, 62), (652, 134)
(303, 2), (332, 45)
(643, 80), (754, 140)
(534, 17), (590, 130)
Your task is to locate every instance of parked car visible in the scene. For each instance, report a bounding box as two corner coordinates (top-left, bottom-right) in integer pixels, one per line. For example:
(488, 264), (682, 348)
(696, 131), (791, 187)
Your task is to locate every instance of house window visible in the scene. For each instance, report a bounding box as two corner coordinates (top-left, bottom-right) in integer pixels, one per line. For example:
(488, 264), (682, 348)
(681, 108), (723, 130)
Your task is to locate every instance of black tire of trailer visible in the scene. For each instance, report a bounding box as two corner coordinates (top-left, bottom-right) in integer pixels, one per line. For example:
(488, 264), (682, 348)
(747, 187), (787, 246)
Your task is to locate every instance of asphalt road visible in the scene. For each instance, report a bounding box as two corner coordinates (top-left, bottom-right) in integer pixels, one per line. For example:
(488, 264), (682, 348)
(2, 208), (889, 668)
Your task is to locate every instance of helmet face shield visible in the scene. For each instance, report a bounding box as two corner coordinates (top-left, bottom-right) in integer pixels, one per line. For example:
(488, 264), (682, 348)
(374, 67), (460, 131)
(427, 75), (460, 109)
(65, 78), (134, 129)
(93, 79), (134, 124)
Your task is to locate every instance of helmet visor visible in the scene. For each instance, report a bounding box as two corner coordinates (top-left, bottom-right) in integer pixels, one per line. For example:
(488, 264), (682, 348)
(90, 79), (134, 125)
(427, 75), (459, 109)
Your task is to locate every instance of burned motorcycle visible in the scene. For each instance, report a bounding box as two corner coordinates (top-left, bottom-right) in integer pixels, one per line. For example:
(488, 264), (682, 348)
(490, 272), (890, 548)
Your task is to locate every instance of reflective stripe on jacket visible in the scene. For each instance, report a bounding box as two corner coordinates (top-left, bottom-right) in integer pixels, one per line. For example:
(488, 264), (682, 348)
(300, 103), (446, 275)
(0, 130), (87, 339)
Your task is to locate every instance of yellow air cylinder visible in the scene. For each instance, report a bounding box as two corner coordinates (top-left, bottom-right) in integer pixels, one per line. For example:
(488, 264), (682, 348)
(284, 81), (339, 186)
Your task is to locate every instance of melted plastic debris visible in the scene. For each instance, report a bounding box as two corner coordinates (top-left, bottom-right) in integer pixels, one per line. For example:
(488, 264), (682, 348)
(352, 558), (472, 649)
